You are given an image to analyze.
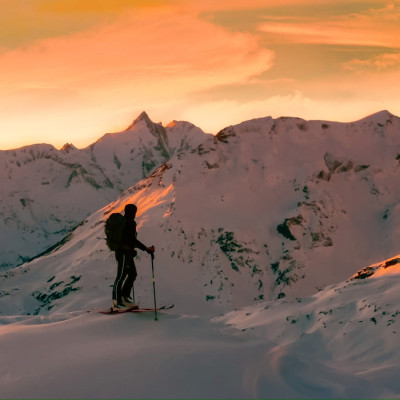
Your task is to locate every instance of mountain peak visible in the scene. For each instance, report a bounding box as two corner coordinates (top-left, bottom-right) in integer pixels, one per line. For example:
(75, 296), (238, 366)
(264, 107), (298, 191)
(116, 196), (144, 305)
(358, 110), (395, 124)
(125, 111), (155, 131)
(60, 143), (77, 152)
(124, 112), (169, 156)
(136, 111), (152, 123)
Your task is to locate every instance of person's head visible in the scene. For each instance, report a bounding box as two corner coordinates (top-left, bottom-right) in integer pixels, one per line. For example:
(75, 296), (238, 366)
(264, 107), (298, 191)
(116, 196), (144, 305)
(124, 204), (137, 219)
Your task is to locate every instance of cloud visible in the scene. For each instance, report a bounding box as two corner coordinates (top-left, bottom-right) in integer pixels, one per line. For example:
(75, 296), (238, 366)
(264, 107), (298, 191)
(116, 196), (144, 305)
(0, 0), (174, 49)
(188, 78), (300, 104)
(0, 8), (273, 91)
(343, 52), (400, 72)
(0, 6), (273, 148)
(38, 0), (169, 13)
(0, 1), (100, 49)
(258, 2), (400, 47)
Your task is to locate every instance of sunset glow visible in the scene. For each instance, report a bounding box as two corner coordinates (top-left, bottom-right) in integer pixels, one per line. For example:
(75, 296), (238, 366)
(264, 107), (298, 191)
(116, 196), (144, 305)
(1, 0), (399, 149)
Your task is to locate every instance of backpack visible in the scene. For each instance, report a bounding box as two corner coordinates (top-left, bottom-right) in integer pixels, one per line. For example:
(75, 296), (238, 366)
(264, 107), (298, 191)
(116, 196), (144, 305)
(104, 213), (126, 251)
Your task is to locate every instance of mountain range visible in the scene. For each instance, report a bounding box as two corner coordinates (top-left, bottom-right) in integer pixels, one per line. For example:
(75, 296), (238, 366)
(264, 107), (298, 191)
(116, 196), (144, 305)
(2, 108), (400, 310)
(0, 112), (209, 268)
(1, 110), (400, 398)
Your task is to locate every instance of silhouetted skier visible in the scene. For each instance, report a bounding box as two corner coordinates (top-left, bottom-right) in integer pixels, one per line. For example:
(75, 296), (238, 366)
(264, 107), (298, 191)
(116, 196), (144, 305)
(112, 204), (154, 310)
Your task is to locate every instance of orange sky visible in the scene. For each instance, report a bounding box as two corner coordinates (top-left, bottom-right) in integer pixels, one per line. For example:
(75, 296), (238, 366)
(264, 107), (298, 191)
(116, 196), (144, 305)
(0, 0), (399, 149)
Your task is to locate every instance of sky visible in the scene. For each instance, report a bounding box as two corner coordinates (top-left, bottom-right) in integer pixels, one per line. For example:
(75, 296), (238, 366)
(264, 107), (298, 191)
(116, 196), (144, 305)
(0, 0), (399, 150)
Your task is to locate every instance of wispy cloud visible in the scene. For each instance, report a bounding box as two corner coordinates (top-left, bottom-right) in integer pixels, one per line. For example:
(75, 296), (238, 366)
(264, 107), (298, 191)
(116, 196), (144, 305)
(0, 0), (174, 49)
(38, 0), (168, 13)
(258, 3), (400, 47)
(343, 52), (400, 72)
(0, 8), (273, 89)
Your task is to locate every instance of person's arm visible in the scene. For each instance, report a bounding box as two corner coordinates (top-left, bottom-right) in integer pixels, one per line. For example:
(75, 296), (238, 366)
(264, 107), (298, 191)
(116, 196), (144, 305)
(135, 238), (154, 254)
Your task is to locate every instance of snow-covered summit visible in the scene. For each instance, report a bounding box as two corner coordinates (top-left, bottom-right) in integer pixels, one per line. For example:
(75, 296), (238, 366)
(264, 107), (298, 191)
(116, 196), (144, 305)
(125, 111), (158, 130)
(60, 142), (77, 152)
(123, 111), (169, 152)
(357, 109), (396, 124)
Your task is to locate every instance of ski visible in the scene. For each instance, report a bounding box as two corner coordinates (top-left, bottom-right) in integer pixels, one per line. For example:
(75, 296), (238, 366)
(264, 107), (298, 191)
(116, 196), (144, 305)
(130, 304), (174, 313)
(94, 304), (174, 315)
(96, 304), (138, 314)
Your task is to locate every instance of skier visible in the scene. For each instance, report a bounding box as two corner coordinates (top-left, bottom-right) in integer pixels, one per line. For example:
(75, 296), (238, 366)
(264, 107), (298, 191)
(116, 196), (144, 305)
(112, 203), (155, 310)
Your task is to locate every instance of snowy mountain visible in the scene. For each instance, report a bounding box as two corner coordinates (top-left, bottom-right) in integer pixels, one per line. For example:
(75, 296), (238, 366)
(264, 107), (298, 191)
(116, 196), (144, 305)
(0, 112), (209, 268)
(3, 110), (400, 309)
(1, 110), (400, 398)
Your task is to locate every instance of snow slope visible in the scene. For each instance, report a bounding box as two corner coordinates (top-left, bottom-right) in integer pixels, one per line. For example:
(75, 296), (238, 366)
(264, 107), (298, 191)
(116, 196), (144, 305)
(1, 110), (400, 398)
(218, 257), (400, 398)
(1, 253), (399, 398)
(0, 112), (209, 268)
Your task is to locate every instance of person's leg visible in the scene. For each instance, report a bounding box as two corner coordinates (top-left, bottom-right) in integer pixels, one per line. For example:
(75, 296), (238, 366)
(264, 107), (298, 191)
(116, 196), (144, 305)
(122, 253), (137, 299)
(113, 250), (128, 304)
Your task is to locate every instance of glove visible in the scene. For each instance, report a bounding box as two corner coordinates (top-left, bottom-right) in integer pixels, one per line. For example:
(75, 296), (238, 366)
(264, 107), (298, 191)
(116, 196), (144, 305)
(146, 245), (155, 254)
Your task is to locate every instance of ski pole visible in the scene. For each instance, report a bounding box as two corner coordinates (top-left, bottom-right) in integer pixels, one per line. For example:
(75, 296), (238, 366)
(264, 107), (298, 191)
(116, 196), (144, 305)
(151, 252), (158, 321)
